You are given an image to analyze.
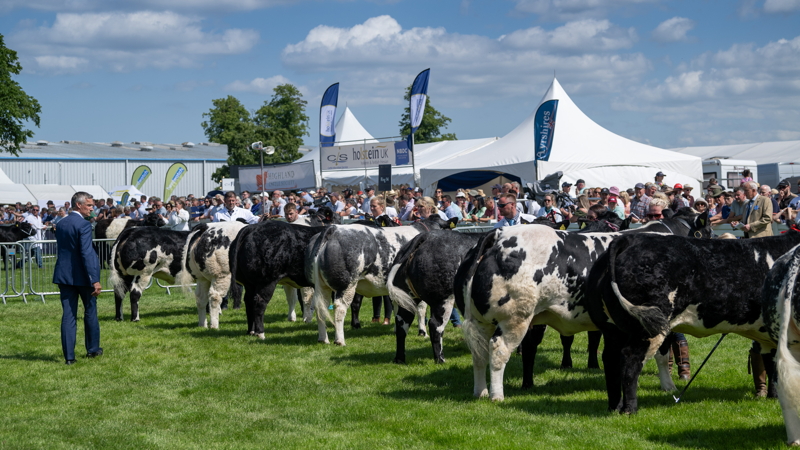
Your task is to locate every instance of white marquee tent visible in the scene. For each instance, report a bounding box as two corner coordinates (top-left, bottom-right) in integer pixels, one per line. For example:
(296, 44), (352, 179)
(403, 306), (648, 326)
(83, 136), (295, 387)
(419, 78), (703, 192)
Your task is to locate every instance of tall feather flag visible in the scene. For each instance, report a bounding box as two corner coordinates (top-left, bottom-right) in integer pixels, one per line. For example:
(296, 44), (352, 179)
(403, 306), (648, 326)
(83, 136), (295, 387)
(163, 162), (188, 199)
(407, 69), (430, 151)
(319, 83), (339, 148)
(533, 100), (558, 162)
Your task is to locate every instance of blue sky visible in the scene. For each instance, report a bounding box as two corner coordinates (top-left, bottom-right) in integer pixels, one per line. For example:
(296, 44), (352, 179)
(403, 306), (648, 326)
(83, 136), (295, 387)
(3, 0), (800, 151)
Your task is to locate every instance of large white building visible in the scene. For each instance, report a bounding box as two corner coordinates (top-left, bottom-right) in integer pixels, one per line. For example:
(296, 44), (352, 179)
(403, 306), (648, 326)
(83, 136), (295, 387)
(0, 140), (228, 198)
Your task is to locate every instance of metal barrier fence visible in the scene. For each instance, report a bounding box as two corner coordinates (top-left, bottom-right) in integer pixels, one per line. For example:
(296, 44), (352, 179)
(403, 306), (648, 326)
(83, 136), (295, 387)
(1, 238), (161, 304)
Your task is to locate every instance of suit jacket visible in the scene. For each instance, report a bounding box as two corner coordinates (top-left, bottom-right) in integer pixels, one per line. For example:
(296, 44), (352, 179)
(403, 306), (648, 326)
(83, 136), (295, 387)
(745, 195), (773, 238)
(53, 212), (100, 286)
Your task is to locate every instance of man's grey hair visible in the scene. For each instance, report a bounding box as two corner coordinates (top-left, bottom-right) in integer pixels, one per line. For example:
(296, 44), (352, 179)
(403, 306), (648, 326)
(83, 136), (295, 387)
(745, 181), (759, 190)
(72, 191), (93, 206)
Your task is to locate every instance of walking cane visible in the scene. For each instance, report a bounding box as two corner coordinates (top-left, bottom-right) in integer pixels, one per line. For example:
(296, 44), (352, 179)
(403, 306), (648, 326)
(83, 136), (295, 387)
(673, 333), (728, 403)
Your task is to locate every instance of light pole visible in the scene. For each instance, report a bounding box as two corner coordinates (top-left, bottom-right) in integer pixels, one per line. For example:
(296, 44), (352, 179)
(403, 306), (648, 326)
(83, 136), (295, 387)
(252, 141), (275, 218)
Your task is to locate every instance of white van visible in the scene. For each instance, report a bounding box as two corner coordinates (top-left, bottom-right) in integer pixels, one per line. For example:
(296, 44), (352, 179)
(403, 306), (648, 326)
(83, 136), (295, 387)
(702, 158), (758, 190)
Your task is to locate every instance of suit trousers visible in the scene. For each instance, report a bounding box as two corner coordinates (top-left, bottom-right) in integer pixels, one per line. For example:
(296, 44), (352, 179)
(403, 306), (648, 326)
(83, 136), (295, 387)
(60, 284), (101, 361)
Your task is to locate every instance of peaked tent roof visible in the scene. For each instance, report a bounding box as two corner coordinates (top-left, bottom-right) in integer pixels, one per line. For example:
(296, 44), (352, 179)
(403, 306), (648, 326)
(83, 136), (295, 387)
(334, 107), (379, 145)
(671, 140), (800, 165)
(420, 78), (703, 191)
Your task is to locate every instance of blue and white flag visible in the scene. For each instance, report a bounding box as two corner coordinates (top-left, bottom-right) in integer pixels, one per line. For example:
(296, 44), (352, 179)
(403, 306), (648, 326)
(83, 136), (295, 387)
(408, 69), (430, 150)
(319, 83), (339, 148)
(534, 99), (558, 161)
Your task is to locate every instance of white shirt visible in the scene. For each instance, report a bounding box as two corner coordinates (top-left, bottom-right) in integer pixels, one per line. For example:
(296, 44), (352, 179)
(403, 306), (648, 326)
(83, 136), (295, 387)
(524, 200), (541, 216)
(535, 207), (564, 222)
(214, 207), (259, 224)
(167, 209), (190, 231)
(494, 211), (536, 228)
(23, 214), (44, 247)
(385, 206), (398, 218)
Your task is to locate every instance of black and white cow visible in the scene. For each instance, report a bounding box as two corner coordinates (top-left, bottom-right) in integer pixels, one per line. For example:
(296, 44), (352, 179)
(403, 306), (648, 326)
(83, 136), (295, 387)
(454, 209), (711, 401)
(762, 240), (800, 446)
(178, 221), (248, 329)
(586, 228), (800, 414)
(109, 226), (191, 322)
(386, 211), (627, 365)
(307, 216), (459, 346)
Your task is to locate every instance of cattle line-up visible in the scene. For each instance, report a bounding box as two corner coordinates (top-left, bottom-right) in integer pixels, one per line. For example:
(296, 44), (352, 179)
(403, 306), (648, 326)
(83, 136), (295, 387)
(107, 209), (800, 446)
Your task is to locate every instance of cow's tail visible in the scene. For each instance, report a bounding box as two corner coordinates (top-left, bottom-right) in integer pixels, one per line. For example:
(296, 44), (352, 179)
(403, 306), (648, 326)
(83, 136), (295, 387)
(387, 234), (426, 314)
(777, 249), (800, 409)
(108, 236), (126, 298)
(177, 224), (206, 294)
(458, 229), (498, 357)
(228, 225), (248, 303)
(608, 236), (669, 338)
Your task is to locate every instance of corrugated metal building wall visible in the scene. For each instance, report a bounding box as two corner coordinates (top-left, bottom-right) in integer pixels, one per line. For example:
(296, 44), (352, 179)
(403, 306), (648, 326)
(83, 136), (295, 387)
(0, 141), (228, 199)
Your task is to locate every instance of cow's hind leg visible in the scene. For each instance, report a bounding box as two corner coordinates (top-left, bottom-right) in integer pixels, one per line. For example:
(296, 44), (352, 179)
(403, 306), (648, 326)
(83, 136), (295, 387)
(489, 316), (533, 402)
(300, 288), (314, 323)
(252, 281), (278, 339)
(428, 298), (454, 364)
(129, 276), (146, 322)
(195, 279), (211, 328)
(587, 330), (602, 369)
(349, 293), (363, 330)
(619, 333), (667, 415)
(464, 318), (495, 399)
(333, 286), (357, 346)
(284, 286), (298, 322)
(655, 338), (677, 391)
(416, 301), (428, 337)
(114, 276), (133, 321)
(601, 328), (625, 412)
(207, 276), (231, 329)
(393, 304), (416, 364)
(560, 334), (574, 368)
(521, 325), (547, 390)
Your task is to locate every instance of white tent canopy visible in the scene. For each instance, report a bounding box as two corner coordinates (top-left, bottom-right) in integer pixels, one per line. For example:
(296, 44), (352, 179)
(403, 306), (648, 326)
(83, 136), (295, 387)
(73, 185), (111, 202)
(0, 184), (37, 204)
(420, 78), (703, 192)
(108, 185), (147, 205)
(671, 140), (800, 164)
(0, 167), (14, 184)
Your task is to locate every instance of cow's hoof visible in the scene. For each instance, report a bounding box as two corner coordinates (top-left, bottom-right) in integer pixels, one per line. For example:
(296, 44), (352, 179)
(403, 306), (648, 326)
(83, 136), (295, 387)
(788, 440), (800, 447)
(560, 358), (573, 369)
(435, 357), (446, 364)
(248, 331), (255, 336)
(318, 339), (330, 344)
(114, 317), (123, 322)
(257, 333), (265, 340)
(287, 317), (296, 323)
(521, 382), (533, 390)
(490, 395), (504, 402)
(475, 389), (489, 398)
(392, 358), (406, 365)
(131, 319), (140, 323)
(620, 407), (637, 415)
(303, 318), (312, 324)
(334, 340), (346, 346)
(588, 362), (600, 369)
(351, 322), (361, 330)
(418, 330), (427, 337)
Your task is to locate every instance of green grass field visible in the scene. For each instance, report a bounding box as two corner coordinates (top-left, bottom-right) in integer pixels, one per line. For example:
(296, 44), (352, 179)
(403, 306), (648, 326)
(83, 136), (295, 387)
(0, 288), (789, 449)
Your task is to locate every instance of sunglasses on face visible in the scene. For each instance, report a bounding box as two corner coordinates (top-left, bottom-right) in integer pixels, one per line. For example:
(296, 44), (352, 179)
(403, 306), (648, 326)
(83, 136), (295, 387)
(497, 202), (511, 208)
(544, 199), (552, 202)
(647, 213), (663, 219)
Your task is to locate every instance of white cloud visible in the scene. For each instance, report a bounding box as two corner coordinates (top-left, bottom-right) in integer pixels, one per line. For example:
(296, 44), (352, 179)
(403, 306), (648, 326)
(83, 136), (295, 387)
(763, 0), (800, 13)
(510, 0), (659, 20)
(224, 75), (294, 94)
(11, 11), (259, 73)
(282, 15), (650, 106)
(651, 17), (695, 43)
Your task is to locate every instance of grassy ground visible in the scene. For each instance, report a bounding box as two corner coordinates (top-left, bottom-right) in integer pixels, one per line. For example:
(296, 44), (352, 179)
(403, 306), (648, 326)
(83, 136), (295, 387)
(0, 288), (788, 449)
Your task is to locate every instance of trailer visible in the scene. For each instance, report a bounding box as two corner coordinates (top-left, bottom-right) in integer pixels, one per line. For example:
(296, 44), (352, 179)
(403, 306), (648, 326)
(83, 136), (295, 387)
(757, 162), (800, 188)
(702, 158), (758, 190)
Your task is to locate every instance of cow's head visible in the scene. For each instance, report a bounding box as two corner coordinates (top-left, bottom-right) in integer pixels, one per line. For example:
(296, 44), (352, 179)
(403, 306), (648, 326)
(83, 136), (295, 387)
(577, 210), (627, 233)
(143, 212), (167, 228)
(672, 207), (713, 238)
(314, 206), (342, 225)
(414, 215), (459, 231)
(15, 221), (35, 236)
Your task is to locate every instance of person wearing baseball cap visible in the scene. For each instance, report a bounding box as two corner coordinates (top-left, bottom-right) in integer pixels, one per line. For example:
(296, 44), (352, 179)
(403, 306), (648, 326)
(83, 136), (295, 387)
(655, 171), (667, 187)
(630, 182), (651, 222)
(671, 183), (689, 209)
(575, 179), (587, 195)
(607, 186), (625, 219)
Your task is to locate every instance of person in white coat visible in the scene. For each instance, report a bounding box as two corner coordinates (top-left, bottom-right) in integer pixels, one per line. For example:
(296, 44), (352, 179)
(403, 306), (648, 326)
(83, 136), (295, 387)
(166, 200), (190, 231)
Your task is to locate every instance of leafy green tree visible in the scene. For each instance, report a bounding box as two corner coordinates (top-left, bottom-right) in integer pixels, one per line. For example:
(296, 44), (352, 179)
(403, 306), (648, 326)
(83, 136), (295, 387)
(253, 84), (309, 164)
(399, 85), (456, 144)
(202, 84), (309, 181)
(0, 34), (42, 156)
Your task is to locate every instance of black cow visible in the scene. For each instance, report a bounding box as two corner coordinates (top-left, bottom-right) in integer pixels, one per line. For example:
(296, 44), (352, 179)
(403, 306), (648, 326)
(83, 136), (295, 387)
(0, 222), (36, 269)
(306, 216), (458, 346)
(762, 240), (800, 446)
(109, 226), (191, 321)
(229, 221), (334, 339)
(94, 213), (166, 268)
(586, 228), (800, 414)
(454, 209), (711, 401)
(387, 211), (627, 365)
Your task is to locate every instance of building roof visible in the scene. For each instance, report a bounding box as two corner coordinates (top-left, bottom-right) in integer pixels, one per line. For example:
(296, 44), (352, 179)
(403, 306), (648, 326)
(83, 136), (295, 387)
(2, 140), (228, 161)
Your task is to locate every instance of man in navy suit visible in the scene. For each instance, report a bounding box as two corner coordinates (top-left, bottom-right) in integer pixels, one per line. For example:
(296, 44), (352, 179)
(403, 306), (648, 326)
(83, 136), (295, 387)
(54, 192), (103, 365)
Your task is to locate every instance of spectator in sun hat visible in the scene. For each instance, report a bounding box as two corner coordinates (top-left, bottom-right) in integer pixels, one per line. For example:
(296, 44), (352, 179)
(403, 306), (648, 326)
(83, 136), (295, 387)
(682, 184), (696, 206)
(607, 186), (625, 219)
(654, 171), (667, 187)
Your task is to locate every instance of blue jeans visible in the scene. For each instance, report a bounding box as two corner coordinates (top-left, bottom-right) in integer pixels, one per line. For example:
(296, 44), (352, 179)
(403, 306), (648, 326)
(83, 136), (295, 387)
(450, 308), (462, 326)
(17, 243), (42, 268)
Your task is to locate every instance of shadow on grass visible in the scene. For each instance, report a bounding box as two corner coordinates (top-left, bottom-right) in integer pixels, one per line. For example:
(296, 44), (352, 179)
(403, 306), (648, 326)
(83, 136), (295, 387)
(646, 424), (786, 448)
(0, 352), (58, 362)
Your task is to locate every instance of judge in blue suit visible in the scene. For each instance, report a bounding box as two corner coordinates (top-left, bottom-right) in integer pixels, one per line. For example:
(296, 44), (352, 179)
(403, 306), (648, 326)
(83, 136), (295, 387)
(54, 192), (103, 365)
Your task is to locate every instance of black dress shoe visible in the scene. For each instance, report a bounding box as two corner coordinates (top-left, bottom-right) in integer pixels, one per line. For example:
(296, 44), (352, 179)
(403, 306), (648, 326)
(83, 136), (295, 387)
(65, 360), (76, 365)
(86, 350), (103, 358)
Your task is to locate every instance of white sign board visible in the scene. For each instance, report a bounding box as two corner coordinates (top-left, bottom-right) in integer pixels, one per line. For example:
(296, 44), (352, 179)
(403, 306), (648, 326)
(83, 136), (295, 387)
(320, 141), (410, 171)
(237, 160), (316, 192)
(222, 178), (235, 191)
